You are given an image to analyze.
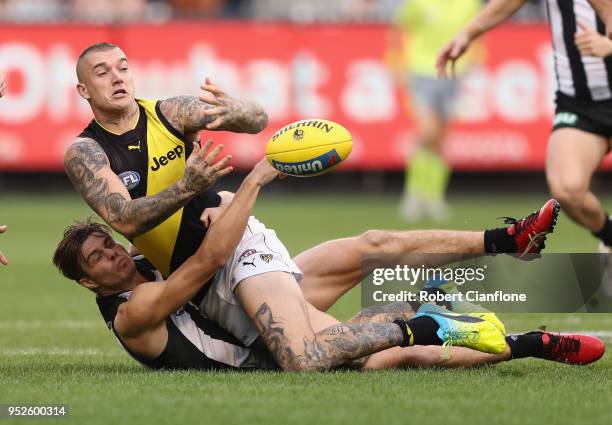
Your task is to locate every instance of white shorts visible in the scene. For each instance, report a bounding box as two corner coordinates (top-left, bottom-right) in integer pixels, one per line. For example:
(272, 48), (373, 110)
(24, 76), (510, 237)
(199, 216), (303, 347)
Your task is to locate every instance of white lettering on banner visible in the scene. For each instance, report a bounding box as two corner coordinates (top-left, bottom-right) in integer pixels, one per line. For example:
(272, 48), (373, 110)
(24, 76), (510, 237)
(455, 67), (491, 122)
(0, 132), (23, 163)
(292, 51), (331, 117)
(188, 45), (242, 98)
(0, 43), (46, 123)
(445, 132), (530, 163)
(456, 45), (554, 123)
(47, 44), (76, 123)
(494, 60), (539, 123)
(245, 59), (291, 120)
(342, 60), (396, 122)
(0, 40), (554, 127)
(538, 44), (556, 117)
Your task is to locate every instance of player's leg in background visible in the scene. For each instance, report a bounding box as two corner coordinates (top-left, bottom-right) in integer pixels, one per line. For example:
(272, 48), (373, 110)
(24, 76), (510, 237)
(295, 229), (484, 312)
(298, 196), (558, 312)
(400, 75), (454, 222)
(546, 127), (609, 235)
(362, 345), (511, 369)
(546, 128), (612, 296)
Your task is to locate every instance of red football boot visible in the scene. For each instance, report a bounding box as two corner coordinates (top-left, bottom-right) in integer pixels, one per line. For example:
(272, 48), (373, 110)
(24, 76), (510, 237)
(539, 331), (605, 365)
(501, 199), (561, 257)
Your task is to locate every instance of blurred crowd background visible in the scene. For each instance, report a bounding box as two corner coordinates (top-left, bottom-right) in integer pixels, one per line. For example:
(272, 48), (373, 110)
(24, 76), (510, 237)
(0, 0), (546, 22)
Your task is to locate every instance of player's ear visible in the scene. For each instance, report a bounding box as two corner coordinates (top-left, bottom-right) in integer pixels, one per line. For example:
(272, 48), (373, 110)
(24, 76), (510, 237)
(76, 83), (90, 100)
(79, 277), (99, 292)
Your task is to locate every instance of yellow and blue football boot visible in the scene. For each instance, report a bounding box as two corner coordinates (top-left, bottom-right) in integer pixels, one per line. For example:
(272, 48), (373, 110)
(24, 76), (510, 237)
(414, 303), (507, 354)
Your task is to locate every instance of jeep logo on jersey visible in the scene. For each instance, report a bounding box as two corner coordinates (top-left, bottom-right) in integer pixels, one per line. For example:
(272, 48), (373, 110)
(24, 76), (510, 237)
(118, 171), (141, 190)
(150, 146), (184, 171)
(271, 148), (341, 176)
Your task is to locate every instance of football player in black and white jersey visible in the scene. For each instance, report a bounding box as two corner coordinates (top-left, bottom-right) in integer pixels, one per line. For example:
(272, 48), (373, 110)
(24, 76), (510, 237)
(437, 0), (612, 291)
(54, 155), (605, 370)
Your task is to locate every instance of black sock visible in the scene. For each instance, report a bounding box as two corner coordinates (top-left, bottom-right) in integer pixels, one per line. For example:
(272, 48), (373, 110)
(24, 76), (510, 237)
(593, 214), (612, 246)
(394, 316), (442, 347)
(484, 228), (517, 254)
(505, 332), (544, 359)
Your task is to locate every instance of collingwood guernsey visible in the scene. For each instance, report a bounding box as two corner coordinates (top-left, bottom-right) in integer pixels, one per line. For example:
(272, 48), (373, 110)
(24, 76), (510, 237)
(547, 0), (612, 101)
(96, 257), (277, 370)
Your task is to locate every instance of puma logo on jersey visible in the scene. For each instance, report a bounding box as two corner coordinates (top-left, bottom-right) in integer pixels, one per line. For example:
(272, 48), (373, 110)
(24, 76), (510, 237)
(128, 141), (141, 151)
(151, 146), (184, 171)
(242, 259), (256, 268)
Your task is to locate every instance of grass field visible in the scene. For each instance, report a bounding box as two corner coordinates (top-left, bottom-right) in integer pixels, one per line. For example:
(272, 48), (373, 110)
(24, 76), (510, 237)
(0, 191), (611, 425)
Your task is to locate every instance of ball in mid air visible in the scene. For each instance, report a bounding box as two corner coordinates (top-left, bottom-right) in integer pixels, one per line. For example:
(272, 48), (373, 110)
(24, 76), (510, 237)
(265, 119), (352, 177)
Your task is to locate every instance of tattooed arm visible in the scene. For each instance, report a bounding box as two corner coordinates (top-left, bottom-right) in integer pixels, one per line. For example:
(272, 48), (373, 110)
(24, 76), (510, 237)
(64, 138), (232, 239)
(159, 78), (268, 139)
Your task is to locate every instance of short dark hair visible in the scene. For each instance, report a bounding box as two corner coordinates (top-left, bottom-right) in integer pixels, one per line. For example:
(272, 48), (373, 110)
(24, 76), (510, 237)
(78, 42), (119, 62)
(53, 219), (113, 282)
(76, 42), (120, 82)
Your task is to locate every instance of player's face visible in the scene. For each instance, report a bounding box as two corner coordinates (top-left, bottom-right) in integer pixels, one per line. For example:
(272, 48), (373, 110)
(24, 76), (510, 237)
(78, 48), (136, 112)
(79, 233), (137, 292)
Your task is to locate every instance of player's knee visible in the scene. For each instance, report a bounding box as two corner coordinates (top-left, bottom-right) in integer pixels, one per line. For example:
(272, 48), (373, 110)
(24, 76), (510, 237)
(548, 179), (587, 209)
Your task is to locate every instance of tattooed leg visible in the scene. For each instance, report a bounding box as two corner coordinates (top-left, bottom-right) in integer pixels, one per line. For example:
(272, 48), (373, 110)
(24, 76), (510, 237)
(295, 230), (483, 312)
(237, 272), (407, 372)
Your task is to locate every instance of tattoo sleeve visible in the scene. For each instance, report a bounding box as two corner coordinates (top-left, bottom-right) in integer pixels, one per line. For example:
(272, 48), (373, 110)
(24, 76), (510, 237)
(253, 302), (404, 372)
(64, 138), (195, 239)
(159, 95), (268, 137)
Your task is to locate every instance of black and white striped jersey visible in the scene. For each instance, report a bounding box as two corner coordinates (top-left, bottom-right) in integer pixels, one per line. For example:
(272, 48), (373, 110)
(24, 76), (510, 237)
(96, 257), (277, 370)
(547, 0), (612, 101)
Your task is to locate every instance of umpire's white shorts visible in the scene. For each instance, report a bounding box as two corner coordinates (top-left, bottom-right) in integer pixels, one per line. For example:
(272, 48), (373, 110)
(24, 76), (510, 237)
(199, 216), (303, 347)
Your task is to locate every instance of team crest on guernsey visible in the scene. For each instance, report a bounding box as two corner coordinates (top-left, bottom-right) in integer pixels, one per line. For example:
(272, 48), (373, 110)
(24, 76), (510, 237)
(260, 254), (273, 263)
(118, 171), (141, 191)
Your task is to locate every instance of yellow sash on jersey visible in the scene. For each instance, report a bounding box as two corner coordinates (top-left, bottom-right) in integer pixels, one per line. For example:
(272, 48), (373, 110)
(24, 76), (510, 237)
(132, 99), (186, 277)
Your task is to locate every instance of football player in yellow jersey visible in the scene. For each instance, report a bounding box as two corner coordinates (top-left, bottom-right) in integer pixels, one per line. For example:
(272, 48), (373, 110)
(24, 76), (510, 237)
(65, 42), (570, 372)
(389, 0), (480, 222)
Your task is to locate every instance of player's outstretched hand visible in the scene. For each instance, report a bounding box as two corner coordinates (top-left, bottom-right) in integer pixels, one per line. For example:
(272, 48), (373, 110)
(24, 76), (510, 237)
(436, 31), (471, 78)
(0, 72), (6, 98)
(248, 158), (286, 187)
(0, 225), (8, 266)
(575, 21), (612, 57)
(198, 77), (244, 130)
(182, 140), (233, 194)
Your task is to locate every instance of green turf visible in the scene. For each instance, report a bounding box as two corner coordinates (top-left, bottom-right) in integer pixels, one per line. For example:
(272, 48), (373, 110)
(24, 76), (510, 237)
(0, 192), (610, 425)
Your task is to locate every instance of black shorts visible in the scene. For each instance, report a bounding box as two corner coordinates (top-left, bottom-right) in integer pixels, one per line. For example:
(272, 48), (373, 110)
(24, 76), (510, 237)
(553, 92), (612, 138)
